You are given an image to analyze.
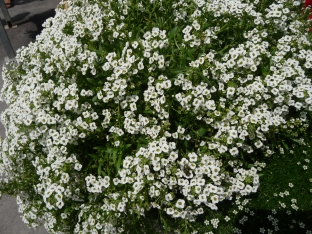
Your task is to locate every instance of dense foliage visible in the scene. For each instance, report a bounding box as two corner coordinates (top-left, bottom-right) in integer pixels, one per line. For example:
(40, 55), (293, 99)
(0, 0), (312, 233)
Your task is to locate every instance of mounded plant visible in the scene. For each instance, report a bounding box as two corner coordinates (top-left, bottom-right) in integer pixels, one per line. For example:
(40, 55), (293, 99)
(0, 0), (312, 233)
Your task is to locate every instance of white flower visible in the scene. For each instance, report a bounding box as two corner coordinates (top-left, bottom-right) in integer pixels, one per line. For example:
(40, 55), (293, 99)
(229, 147), (239, 156)
(188, 152), (197, 162)
(132, 41), (139, 49)
(74, 163), (82, 171)
(56, 200), (64, 209)
(227, 87), (235, 96)
(166, 208), (174, 215)
(229, 129), (238, 138)
(255, 140), (263, 148)
(147, 173), (154, 180)
(130, 103), (137, 111)
(152, 27), (160, 37)
(165, 193), (174, 201)
(176, 199), (185, 209)
(138, 60), (144, 70)
(211, 195), (219, 204)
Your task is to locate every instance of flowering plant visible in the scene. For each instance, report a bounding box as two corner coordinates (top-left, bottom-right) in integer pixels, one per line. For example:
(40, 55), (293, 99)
(0, 0), (312, 233)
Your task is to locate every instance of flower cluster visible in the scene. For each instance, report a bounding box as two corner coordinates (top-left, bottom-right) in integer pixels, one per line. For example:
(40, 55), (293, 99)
(0, 0), (312, 233)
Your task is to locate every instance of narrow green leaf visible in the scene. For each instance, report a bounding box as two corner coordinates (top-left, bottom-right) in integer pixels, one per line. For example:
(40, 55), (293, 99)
(169, 26), (178, 39)
(197, 70), (207, 80)
(197, 127), (207, 137)
(202, 22), (211, 30)
(159, 212), (168, 233)
(187, 48), (197, 60)
(291, 138), (302, 144)
(180, 55), (186, 66)
(176, 32), (182, 43)
(88, 153), (100, 160)
(105, 148), (114, 154)
(112, 149), (117, 161)
(247, 163), (254, 169)
(168, 68), (187, 74)
(86, 77), (97, 85)
(143, 110), (154, 114)
(138, 137), (148, 144)
(93, 146), (106, 151)
(92, 95), (98, 102)
(281, 141), (289, 150)
(116, 153), (122, 172)
(94, 193), (104, 203)
(95, 73), (106, 79)
(98, 160), (103, 176)
(124, 144), (132, 150)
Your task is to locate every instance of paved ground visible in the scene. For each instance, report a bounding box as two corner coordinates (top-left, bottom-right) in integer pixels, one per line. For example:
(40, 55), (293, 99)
(0, 0), (60, 233)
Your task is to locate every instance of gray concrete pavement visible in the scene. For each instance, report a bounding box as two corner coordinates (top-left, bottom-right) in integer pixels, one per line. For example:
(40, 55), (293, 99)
(0, 0), (61, 233)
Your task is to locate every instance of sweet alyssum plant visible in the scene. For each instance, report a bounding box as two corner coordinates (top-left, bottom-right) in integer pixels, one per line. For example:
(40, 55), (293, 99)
(0, 0), (311, 233)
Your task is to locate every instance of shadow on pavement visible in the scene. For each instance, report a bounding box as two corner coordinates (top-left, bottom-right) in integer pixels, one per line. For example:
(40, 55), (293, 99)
(1, 9), (56, 40)
(9, 12), (30, 22)
(13, 0), (47, 6)
(23, 9), (56, 39)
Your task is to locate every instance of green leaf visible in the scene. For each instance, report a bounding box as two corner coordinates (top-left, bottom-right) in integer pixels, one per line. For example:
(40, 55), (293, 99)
(197, 70), (207, 81)
(116, 153), (122, 173)
(92, 50), (104, 56)
(261, 64), (269, 74)
(184, 140), (188, 148)
(176, 32), (182, 43)
(197, 127), (207, 137)
(247, 163), (255, 169)
(94, 193), (105, 203)
(92, 95), (98, 102)
(180, 54), (186, 67)
(88, 153), (101, 160)
(143, 110), (154, 114)
(168, 26), (178, 39)
(159, 212), (168, 233)
(187, 48), (197, 60)
(105, 148), (114, 154)
(93, 146), (106, 151)
(112, 149), (117, 161)
(138, 137), (148, 145)
(168, 68), (187, 74)
(95, 73), (104, 78)
(124, 144), (132, 150)
(291, 138), (302, 144)
(202, 21), (211, 30)
(98, 160), (103, 176)
(281, 141), (289, 150)
(86, 77), (98, 85)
